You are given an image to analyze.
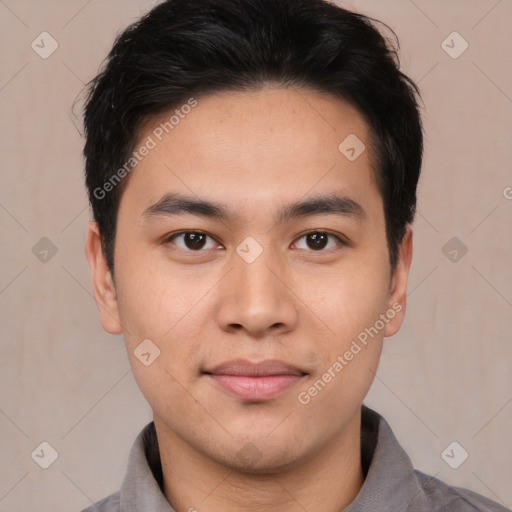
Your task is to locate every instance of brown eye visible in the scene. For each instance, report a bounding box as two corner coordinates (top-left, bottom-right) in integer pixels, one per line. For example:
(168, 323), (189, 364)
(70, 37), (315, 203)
(294, 231), (343, 251)
(166, 231), (219, 251)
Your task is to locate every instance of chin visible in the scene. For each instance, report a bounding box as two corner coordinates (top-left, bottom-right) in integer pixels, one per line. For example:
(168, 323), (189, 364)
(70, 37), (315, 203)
(207, 435), (312, 475)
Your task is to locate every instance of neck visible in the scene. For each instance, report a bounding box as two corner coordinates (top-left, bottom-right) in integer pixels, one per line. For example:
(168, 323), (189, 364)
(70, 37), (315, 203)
(154, 411), (364, 512)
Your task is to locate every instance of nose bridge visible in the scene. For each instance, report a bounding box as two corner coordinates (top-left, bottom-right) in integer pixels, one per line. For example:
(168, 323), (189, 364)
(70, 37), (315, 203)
(215, 235), (298, 335)
(237, 236), (280, 293)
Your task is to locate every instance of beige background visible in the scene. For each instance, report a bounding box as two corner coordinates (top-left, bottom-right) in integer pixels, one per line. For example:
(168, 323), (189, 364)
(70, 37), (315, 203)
(0, 0), (511, 510)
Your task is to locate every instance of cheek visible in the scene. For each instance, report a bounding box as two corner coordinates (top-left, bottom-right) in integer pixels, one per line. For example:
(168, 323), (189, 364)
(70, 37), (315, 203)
(114, 246), (194, 338)
(296, 247), (390, 402)
(114, 252), (211, 379)
(305, 260), (390, 345)
(296, 277), (388, 425)
(116, 273), (208, 425)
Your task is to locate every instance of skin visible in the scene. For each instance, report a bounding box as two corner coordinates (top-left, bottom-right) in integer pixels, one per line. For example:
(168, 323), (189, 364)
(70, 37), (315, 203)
(85, 86), (413, 512)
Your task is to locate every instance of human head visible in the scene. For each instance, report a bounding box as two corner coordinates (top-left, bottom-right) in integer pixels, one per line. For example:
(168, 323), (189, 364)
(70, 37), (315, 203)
(83, 0), (422, 485)
(83, 0), (423, 281)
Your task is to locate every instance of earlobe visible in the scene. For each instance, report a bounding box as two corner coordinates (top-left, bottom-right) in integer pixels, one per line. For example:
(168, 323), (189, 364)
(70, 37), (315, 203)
(384, 225), (413, 338)
(84, 221), (123, 334)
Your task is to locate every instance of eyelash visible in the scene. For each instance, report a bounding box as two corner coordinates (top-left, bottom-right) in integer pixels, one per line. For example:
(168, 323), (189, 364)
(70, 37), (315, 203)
(163, 230), (346, 252)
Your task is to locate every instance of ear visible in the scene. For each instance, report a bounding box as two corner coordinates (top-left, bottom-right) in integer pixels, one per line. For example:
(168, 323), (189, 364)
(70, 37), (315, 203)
(384, 224), (413, 337)
(84, 221), (123, 334)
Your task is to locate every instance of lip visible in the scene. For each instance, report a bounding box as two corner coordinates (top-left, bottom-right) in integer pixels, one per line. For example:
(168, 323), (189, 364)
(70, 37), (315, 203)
(204, 359), (307, 401)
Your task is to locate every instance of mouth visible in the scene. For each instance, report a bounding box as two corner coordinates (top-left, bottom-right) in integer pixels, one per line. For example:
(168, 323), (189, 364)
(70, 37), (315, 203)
(203, 359), (308, 401)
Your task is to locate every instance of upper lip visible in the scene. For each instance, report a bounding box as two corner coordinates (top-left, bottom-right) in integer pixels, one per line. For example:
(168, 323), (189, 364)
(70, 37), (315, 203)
(204, 359), (306, 377)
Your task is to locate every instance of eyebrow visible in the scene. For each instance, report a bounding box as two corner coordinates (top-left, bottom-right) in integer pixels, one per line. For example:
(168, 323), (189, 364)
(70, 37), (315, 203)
(141, 192), (366, 224)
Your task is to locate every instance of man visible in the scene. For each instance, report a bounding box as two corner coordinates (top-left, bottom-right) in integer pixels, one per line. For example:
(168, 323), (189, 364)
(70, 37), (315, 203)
(82, 0), (509, 510)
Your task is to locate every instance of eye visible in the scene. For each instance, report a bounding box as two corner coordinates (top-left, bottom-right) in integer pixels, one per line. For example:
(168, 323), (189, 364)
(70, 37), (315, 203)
(293, 231), (344, 251)
(164, 231), (221, 251)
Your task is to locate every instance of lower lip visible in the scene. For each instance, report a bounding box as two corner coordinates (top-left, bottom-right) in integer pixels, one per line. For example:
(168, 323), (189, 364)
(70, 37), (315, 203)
(207, 374), (304, 401)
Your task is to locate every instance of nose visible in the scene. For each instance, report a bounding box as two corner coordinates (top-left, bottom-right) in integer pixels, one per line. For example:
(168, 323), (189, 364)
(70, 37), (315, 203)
(214, 239), (299, 339)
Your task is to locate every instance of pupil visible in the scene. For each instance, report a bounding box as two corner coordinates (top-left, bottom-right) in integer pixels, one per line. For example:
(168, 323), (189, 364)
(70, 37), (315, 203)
(308, 233), (327, 250)
(186, 233), (205, 250)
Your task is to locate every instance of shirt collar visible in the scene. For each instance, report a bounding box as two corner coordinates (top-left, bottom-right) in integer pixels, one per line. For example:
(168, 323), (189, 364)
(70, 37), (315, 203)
(119, 405), (429, 512)
(119, 420), (172, 511)
(344, 405), (431, 512)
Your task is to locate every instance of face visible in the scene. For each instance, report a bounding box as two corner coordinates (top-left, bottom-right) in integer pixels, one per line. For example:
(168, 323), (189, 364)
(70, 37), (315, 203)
(86, 86), (412, 472)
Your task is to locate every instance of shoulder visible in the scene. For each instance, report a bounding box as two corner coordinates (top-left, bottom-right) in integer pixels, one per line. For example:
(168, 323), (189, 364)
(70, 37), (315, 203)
(80, 490), (120, 512)
(415, 470), (511, 512)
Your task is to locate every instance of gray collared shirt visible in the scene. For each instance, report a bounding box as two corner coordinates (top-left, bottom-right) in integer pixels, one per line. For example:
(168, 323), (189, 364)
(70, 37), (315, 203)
(81, 405), (510, 511)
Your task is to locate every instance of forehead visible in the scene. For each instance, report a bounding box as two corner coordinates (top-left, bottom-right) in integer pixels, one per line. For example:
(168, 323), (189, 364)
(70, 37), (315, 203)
(120, 86), (380, 219)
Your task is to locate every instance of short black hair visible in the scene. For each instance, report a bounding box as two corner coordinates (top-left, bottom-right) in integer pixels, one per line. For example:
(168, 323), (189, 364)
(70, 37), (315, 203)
(83, 0), (423, 278)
